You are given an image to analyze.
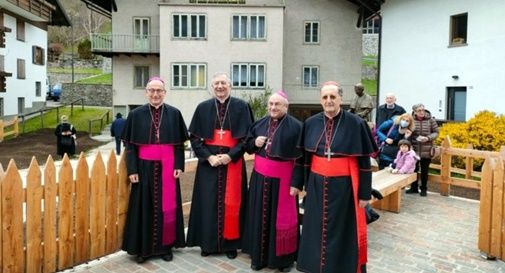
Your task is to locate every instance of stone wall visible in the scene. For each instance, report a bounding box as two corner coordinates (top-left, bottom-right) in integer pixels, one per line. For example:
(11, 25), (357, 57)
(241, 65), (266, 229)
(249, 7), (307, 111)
(363, 34), (379, 56)
(48, 73), (94, 85)
(60, 83), (112, 107)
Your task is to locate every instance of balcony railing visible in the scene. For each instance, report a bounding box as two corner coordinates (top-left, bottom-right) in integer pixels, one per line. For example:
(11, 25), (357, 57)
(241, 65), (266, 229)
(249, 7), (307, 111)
(91, 33), (160, 54)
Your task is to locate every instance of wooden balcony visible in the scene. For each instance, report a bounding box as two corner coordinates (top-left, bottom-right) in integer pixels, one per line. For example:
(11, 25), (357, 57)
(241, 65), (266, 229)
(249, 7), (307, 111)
(6, 0), (54, 21)
(91, 33), (160, 57)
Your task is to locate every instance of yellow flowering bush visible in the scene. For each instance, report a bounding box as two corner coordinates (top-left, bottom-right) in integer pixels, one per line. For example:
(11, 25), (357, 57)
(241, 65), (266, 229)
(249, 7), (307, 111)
(435, 111), (505, 169)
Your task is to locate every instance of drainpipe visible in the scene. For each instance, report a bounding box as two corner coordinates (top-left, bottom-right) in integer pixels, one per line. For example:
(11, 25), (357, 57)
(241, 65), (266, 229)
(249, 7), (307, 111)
(355, 0), (382, 124)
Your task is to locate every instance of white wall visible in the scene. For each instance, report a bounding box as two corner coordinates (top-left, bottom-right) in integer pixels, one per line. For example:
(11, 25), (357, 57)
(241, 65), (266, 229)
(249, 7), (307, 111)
(283, 0), (363, 105)
(380, 0), (505, 120)
(159, 4), (284, 123)
(0, 14), (47, 117)
(112, 55), (160, 105)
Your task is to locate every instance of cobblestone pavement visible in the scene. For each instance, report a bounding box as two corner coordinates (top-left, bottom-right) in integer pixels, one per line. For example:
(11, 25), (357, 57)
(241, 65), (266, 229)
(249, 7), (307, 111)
(61, 191), (505, 273)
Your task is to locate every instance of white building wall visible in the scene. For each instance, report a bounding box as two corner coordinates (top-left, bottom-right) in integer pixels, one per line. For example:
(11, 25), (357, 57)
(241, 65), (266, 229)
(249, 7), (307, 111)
(112, 0), (159, 36)
(159, 4), (284, 123)
(283, 0), (363, 105)
(0, 14), (47, 116)
(380, 0), (505, 120)
(112, 55), (160, 106)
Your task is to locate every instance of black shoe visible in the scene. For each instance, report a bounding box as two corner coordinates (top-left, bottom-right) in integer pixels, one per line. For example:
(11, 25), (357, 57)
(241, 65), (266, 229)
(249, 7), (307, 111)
(420, 190), (427, 197)
(371, 189), (384, 200)
(279, 265), (292, 272)
(251, 264), (264, 271)
(161, 250), (173, 262)
(225, 250), (237, 259)
(406, 188), (419, 194)
(200, 250), (210, 257)
(136, 256), (146, 264)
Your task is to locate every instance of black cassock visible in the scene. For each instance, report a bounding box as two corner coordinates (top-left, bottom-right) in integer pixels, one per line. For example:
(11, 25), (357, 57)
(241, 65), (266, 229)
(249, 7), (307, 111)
(121, 103), (188, 259)
(54, 122), (76, 157)
(242, 114), (304, 270)
(186, 97), (253, 253)
(297, 111), (377, 273)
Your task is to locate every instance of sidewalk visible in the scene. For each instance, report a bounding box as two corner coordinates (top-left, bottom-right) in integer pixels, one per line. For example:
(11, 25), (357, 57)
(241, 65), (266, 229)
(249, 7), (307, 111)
(61, 189), (505, 273)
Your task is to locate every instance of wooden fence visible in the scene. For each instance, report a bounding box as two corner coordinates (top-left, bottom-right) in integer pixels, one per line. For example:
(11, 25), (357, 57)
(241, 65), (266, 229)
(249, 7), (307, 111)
(0, 151), (129, 273)
(478, 156), (505, 260)
(0, 117), (19, 142)
(426, 136), (505, 260)
(428, 136), (505, 195)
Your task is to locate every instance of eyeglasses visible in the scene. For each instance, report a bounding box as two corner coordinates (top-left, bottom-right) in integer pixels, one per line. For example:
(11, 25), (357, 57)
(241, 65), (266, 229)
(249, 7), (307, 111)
(146, 88), (165, 94)
(415, 109), (425, 112)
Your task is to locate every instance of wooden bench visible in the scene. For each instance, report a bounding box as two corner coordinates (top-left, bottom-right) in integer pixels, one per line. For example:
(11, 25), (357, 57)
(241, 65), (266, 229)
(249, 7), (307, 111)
(370, 170), (417, 213)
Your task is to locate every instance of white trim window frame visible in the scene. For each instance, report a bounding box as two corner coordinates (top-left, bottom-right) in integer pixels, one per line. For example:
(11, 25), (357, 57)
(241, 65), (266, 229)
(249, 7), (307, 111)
(231, 63), (265, 88)
(304, 21), (320, 44)
(232, 15), (266, 40)
(173, 14), (207, 39)
(303, 65), (319, 88)
(172, 63), (207, 88)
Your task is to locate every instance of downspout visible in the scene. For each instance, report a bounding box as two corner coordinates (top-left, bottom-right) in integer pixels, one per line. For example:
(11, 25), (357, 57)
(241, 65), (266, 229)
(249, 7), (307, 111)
(355, 0), (382, 124)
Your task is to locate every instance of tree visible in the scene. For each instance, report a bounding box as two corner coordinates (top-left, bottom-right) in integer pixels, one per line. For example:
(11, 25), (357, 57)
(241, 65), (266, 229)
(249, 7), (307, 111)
(243, 87), (272, 120)
(48, 0), (109, 48)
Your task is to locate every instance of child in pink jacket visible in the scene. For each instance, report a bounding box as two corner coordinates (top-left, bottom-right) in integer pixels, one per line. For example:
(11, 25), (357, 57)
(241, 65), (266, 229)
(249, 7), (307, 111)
(392, 139), (418, 174)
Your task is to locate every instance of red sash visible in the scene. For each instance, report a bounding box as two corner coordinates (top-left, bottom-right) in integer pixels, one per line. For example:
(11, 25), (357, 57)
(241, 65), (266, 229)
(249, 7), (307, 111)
(138, 144), (176, 246)
(204, 129), (242, 240)
(254, 155), (298, 256)
(311, 155), (367, 271)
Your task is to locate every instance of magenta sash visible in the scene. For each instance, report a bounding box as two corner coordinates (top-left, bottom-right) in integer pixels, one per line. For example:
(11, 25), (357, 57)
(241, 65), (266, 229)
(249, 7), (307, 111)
(139, 144), (176, 245)
(254, 155), (298, 256)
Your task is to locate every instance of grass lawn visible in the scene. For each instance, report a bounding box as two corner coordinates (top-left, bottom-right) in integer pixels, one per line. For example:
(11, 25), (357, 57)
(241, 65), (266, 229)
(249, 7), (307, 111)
(17, 106), (111, 135)
(48, 67), (102, 74)
(76, 73), (112, 85)
(362, 79), (377, 96)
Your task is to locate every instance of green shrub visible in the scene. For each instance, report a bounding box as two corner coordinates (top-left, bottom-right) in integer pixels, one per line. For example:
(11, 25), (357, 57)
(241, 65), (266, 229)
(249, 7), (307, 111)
(435, 111), (505, 169)
(77, 39), (93, 59)
(243, 87), (272, 120)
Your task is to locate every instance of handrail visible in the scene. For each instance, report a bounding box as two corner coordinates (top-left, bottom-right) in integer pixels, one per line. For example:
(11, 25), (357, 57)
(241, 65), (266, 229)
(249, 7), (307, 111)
(18, 98), (85, 133)
(88, 110), (110, 136)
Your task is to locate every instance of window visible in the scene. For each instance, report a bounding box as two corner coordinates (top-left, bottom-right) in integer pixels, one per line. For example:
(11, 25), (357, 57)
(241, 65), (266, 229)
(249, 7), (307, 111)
(232, 15), (265, 40)
(231, 63), (265, 88)
(0, 97), (3, 116)
(303, 66), (319, 88)
(18, 97), (24, 114)
(172, 63), (206, 88)
(304, 21), (319, 43)
(134, 66), (149, 88)
(35, 81), (41, 96)
(450, 13), (468, 45)
(173, 14), (206, 39)
(17, 59), (25, 79)
(362, 17), (380, 34)
(16, 19), (24, 41)
(32, 46), (45, 65)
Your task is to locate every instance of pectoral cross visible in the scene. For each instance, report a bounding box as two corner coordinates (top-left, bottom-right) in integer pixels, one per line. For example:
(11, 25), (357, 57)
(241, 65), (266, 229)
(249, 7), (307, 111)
(217, 128), (226, 140)
(265, 138), (272, 151)
(325, 147), (335, 161)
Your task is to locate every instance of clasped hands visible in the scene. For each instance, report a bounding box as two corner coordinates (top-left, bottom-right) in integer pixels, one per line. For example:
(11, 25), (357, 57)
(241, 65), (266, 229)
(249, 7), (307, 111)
(208, 154), (232, 167)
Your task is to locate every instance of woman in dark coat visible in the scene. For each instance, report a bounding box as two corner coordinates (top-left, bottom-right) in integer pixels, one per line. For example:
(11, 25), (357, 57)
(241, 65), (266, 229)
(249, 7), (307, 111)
(54, 115), (76, 158)
(407, 104), (439, 197)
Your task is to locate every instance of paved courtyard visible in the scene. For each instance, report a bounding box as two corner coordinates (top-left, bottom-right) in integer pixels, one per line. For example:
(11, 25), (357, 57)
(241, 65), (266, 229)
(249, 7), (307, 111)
(62, 190), (505, 273)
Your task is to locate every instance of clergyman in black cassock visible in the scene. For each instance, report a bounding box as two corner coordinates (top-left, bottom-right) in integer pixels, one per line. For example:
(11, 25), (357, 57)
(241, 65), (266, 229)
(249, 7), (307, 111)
(186, 73), (254, 259)
(242, 91), (303, 272)
(121, 78), (189, 263)
(297, 82), (377, 273)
